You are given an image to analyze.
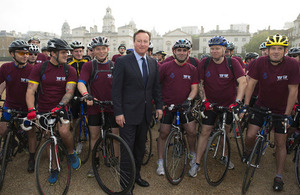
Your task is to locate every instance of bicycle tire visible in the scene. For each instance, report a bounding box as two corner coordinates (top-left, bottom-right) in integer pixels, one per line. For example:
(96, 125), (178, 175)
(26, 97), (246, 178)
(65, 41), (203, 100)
(142, 127), (152, 165)
(35, 139), (71, 195)
(295, 145), (300, 188)
(233, 119), (245, 159)
(149, 114), (156, 128)
(242, 137), (263, 194)
(92, 133), (136, 195)
(204, 130), (231, 186)
(163, 129), (187, 185)
(0, 132), (12, 190)
(73, 117), (91, 165)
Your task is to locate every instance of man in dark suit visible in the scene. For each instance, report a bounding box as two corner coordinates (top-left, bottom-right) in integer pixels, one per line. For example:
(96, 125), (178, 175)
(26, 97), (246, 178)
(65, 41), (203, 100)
(112, 29), (163, 193)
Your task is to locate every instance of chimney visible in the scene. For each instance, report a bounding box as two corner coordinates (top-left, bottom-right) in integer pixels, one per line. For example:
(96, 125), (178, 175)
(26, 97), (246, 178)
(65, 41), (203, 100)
(201, 26), (204, 33)
(216, 25), (219, 31)
(230, 24), (233, 30)
(247, 25), (250, 33)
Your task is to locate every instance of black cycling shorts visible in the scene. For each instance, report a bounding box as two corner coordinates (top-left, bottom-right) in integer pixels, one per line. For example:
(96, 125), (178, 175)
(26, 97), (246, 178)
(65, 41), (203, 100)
(201, 110), (233, 126)
(161, 110), (194, 125)
(88, 112), (118, 128)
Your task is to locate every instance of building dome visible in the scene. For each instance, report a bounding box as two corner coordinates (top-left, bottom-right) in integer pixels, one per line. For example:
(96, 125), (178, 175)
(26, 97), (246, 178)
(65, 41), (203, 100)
(62, 21), (70, 30)
(103, 7), (114, 20)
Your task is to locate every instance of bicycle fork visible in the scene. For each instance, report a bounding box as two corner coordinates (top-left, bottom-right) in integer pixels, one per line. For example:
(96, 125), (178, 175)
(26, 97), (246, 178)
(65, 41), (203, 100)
(49, 136), (62, 172)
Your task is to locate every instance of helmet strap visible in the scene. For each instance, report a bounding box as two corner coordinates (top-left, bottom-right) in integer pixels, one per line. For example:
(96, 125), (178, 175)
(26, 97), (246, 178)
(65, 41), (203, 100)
(12, 52), (26, 67)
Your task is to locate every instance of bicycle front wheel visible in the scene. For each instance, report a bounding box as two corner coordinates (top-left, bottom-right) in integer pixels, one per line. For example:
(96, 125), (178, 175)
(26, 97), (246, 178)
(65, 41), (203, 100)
(92, 133), (136, 195)
(204, 130), (231, 186)
(163, 129), (188, 185)
(295, 145), (300, 188)
(242, 137), (263, 194)
(142, 127), (152, 165)
(73, 117), (90, 165)
(0, 132), (12, 190)
(35, 139), (71, 195)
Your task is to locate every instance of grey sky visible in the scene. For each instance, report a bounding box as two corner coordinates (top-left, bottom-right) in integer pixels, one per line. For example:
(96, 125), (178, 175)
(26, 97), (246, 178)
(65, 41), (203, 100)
(1, 0), (299, 36)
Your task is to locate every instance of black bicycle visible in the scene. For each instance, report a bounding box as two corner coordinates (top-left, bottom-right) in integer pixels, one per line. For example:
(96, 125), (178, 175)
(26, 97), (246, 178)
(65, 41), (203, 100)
(91, 99), (136, 195)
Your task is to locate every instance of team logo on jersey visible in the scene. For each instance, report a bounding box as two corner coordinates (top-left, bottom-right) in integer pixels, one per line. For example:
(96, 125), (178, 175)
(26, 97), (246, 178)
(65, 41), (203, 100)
(183, 75), (191, 80)
(277, 75), (288, 81)
(6, 75), (12, 82)
(42, 74), (46, 80)
(107, 74), (112, 78)
(56, 77), (66, 81)
(36, 60), (42, 64)
(21, 78), (29, 83)
(263, 73), (268, 79)
(206, 71), (211, 78)
(219, 74), (229, 78)
(170, 73), (175, 79)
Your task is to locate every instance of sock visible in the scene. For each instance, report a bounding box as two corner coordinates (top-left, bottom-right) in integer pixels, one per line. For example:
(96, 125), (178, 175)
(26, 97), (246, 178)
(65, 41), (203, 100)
(275, 174), (282, 179)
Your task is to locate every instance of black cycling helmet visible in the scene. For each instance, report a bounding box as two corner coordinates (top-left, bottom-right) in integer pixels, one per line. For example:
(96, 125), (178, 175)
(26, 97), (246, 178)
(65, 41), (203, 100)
(200, 54), (210, 60)
(227, 41), (235, 50)
(91, 36), (109, 48)
(208, 36), (227, 47)
(28, 36), (40, 44)
(47, 38), (72, 52)
(9, 40), (30, 53)
(70, 41), (85, 49)
(118, 44), (126, 50)
(41, 47), (48, 52)
(288, 47), (300, 56)
(245, 52), (259, 61)
(28, 44), (40, 54)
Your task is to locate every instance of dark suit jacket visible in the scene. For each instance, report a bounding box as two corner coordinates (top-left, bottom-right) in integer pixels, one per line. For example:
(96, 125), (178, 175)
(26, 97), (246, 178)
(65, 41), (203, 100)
(112, 52), (163, 125)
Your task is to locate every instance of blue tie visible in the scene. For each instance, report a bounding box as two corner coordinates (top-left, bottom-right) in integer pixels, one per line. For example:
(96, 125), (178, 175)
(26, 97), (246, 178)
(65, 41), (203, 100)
(141, 57), (148, 86)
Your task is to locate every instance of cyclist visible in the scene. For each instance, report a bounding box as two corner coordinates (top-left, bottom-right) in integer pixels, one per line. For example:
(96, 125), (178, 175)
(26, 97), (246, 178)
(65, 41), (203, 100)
(86, 43), (94, 59)
(243, 34), (299, 191)
(126, 48), (134, 55)
(225, 41), (246, 71)
(0, 40), (37, 173)
(162, 39), (200, 67)
(244, 52), (259, 67)
(28, 36), (48, 64)
(77, 36), (118, 177)
(155, 50), (167, 63)
(112, 44), (126, 63)
(27, 44), (40, 65)
(41, 47), (51, 60)
(26, 38), (81, 184)
(287, 47), (300, 61)
(259, 42), (268, 56)
(156, 39), (199, 175)
(189, 36), (246, 177)
(147, 41), (154, 57)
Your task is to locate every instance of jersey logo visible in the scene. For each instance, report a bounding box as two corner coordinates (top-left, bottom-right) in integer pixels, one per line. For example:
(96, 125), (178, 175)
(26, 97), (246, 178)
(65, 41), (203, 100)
(205, 71), (211, 78)
(42, 74), (46, 80)
(219, 74), (229, 78)
(107, 74), (112, 78)
(183, 75), (191, 80)
(21, 78), (29, 83)
(56, 77), (66, 81)
(6, 75), (12, 82)
(277, 75), (288, 81)
(170, 73), (175, 79)
(263, 73), (268, 79)
(36, 60), (42, 63)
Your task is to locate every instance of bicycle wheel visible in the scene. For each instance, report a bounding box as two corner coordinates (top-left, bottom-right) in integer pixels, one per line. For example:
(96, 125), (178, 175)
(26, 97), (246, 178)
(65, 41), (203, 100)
(163, 129), (187, 185)
(295, 145), (300, 188)
(204, 130), (231, 186)
(73, 117), (90, 164)
(142, 127), (152, 165)
(35, 139), (71, 195)
(92, 133), (136, 195)
(242, 137), (263, 194)
(0, 132), (12, 190)
(233, 119), (245, 159)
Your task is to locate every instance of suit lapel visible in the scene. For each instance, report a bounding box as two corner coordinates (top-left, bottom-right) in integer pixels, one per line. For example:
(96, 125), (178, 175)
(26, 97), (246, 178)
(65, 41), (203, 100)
(129, 53), (144, 88)
(146, 56), (154, 87)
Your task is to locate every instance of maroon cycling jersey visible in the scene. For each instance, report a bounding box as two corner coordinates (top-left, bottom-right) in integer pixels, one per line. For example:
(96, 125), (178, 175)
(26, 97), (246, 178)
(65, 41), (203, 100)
(298, 61), (300, 103)
(159, 60), (199, 106)
(78, 60), (113, 114)
(0, 62), (33, 110)
(248, 56), (300, 114)
(198, 56), (245, 107)
(246, 59), (259, 97)
(36, 53), (48, 64)
(28, 61), (77, 112)
(111, 54), (123, 63)
(232, 56), (246, 70)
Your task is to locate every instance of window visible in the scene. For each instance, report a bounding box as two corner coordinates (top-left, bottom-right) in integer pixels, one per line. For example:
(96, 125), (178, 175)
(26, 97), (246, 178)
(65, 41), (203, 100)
(242, 38), (246, 42)
(242, 47), (246, 54)
(234, 38), (238, 42)
(203, 47), (206, 54)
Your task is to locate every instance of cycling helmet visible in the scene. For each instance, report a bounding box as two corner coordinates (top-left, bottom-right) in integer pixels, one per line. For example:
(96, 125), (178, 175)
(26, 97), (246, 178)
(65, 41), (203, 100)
(245, 52), (259, 61)
(266, 34), (289, 47)
(148, 41), (153, 51)
(118, 44), (126, 50)
(47, 38), (73, 51)
(87, 43), (93, 51)
(208, 36), (227, 47)
(70, 41), (85, 49)
(28, 44), (40, 54)
(200, 54), (210, 60)
(91, 36), (109, 48)
(227, 41), (235, 50)
(126, 48), (134, 54)
(41, 47), (48, 52)
(259, 42), (267, 50)
(173, 39), (192, 50)
(288, 47), (300, 56)
(9, 40), (30, 52)
(28, 36), (40, 44)
(185, 39), (193, 49)
(156, 51), (167, 56)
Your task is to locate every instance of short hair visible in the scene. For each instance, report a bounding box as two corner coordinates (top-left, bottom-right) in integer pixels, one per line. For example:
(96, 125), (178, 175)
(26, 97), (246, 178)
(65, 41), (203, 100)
(133, 29), (151, 42)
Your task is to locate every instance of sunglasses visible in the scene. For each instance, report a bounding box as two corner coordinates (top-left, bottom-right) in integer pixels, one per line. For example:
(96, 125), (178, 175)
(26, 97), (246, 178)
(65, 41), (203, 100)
(29, 53), (38, 56)
(289, 54), (299, 58)
(16, 51), (29, 56)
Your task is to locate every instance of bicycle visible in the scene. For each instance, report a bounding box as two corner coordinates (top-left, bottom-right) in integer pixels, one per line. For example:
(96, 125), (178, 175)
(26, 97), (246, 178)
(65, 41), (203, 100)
(91, 99), (136, 195)
(0, 107), (33, 190)
(72, 96), (90, 165)
(203, 105), (232, 186)
(142, 126), (152, 165)
(242, 107), (286, 194)
(32, 110), (72, 195)
(163, 104), (189, 185)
